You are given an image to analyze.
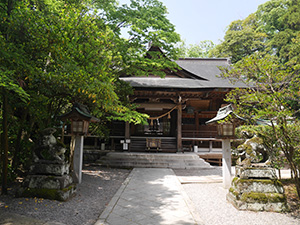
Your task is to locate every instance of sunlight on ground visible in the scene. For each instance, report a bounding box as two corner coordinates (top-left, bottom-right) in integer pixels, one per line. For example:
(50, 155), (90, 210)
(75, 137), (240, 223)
(82, 169), (111, 180)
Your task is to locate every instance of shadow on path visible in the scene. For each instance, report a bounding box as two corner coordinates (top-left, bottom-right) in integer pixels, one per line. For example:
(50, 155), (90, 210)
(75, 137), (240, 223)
(97, 168), (203, 225)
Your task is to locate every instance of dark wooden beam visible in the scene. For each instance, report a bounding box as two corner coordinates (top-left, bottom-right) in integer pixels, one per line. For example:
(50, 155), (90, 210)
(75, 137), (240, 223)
(135, 103), (176, 109)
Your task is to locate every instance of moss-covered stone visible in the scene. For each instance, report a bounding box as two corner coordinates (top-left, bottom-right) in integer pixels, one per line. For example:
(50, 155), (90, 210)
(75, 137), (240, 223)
(232, 177), (239, 183)
(232, 177), (284, 194)
(241, 192), (268, 203)
(235, 166), (277, 179)
(21, 184), (76, 201)
(229, 187), (240, 199)
(228, 166), (288, 212)
(241, 192), (286, 204)
(235, 178), (282, 185)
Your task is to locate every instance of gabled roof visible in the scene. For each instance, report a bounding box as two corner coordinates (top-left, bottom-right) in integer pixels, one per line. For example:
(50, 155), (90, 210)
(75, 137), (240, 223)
(120, 46), (247, 89)
(121, 57), (247, 89)
(176, 58), (229, 81)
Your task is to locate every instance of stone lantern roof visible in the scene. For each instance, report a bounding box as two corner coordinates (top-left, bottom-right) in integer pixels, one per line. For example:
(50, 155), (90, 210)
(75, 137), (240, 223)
(60, 103), (99, 123)
(206, 104), (244, 124)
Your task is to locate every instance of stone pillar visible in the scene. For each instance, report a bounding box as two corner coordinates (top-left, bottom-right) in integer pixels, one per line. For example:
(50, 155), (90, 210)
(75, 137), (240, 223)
(177, 104), (182, 152)
(73, 135), (84, 184)
(222, 139), (232, 189)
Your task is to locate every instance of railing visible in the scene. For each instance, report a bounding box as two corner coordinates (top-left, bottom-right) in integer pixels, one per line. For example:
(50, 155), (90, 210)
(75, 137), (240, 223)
(182, 126), (218, 138)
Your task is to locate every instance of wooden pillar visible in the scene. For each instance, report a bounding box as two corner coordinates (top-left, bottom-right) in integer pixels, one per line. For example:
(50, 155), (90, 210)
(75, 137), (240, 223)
(177, 104), (182, 152)
(125, 122), (130, 151)
(195, 111), (199, 132)
(125, 122), (130, 139)
(222, 139), (232, 189)
(94, 137), (98, 149)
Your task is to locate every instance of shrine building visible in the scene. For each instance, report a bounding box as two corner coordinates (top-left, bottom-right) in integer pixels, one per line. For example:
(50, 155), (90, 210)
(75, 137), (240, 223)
(107, 47), (246, 154)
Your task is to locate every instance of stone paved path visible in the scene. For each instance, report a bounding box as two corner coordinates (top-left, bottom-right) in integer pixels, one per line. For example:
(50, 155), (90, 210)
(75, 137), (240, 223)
(95, 168), (203, 225)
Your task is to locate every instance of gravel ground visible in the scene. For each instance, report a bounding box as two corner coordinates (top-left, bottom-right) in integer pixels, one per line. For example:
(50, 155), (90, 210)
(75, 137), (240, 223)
(174, 168), (300, 225)
(0, 166), (130, 225)
(1, 166), (300, 225)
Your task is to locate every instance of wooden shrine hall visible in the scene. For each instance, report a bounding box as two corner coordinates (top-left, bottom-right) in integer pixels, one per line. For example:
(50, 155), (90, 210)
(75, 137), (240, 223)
(108, 49), (245, 153)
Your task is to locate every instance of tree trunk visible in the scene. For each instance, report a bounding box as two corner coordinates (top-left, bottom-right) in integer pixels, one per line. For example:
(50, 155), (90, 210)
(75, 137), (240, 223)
(286, 153), (300, 198)
(12, 109), (28, 170)
(294, 173), (300, 199)
(69, 135), (76, 171)
(278, 169), (281, 180)
(1, 90), (9, 195)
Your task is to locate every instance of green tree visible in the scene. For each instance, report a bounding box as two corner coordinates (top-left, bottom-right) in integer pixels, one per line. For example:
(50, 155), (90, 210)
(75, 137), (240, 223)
(212, 13), (267, 63)
(256, 0), (300, 63)
(213, 0), (300, 64)
(0, 0), (31, 195)
(0, 0), (180, 192)
(216, 0), (300, 198)
(221, 53), (300, 197)
(94, 0), (180, 77)
(178, 40), (216, 58)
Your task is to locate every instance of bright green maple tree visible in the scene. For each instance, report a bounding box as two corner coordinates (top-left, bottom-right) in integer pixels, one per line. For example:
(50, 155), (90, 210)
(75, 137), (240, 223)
(0, 0), (180, 193)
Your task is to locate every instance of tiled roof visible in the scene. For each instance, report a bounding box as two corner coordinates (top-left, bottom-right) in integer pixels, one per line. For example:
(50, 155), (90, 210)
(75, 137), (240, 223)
(121, 58), (247, 89)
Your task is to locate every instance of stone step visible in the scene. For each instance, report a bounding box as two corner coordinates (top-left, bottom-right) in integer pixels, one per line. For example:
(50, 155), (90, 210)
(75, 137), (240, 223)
(95, 161), (211, 169)
(97, 161), (210, 168)
(104, 152), (200, 160)
(96, 152), (213, 169)
(98, 158), (209, 166)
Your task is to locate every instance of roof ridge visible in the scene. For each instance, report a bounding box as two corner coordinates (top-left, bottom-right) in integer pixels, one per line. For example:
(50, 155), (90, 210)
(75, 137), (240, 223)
(177, 58), (229, 61)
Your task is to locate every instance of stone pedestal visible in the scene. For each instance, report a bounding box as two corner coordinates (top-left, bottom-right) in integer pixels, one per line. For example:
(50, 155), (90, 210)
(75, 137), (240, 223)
(30, 161), (70, 176)
(227, 165), (288, 212)
(19, 128), (76, 201)
(20, 161), (76, 201)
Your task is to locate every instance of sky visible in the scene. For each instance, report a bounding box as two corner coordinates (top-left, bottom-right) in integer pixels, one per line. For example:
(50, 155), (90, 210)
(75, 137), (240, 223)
(160, 0), (269, 45)
(119, 0), (269, 45)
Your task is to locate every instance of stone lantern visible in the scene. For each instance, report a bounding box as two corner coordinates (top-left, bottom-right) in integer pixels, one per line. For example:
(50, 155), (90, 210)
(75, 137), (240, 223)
(60, 103), (99, 183)
(206, 104), (243, 188)
(60, 103), (99, 135)
(207, 105), (288, 211)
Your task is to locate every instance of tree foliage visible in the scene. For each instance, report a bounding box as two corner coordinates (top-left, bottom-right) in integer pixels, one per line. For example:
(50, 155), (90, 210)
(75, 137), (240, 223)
(215, 0), (300, 198)
(213, 0), (300, 64)
(212, 13), (267, 63)
(221, 52), (300, 197)
(177, 40), (216, 58)
(0, 0), (180, 190)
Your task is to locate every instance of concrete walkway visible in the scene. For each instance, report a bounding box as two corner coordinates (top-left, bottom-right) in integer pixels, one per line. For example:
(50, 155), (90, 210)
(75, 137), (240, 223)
(95, 168), (204, 225)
